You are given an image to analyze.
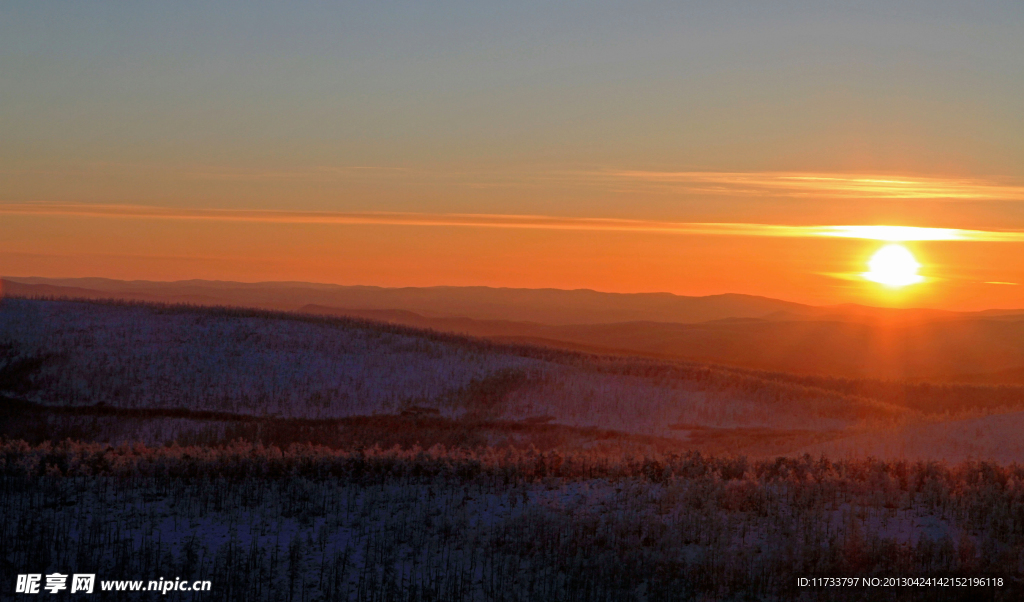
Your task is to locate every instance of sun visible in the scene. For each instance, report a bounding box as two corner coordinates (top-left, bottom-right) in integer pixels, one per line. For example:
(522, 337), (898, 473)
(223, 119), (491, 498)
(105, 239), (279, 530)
(863, 244), (923, 287)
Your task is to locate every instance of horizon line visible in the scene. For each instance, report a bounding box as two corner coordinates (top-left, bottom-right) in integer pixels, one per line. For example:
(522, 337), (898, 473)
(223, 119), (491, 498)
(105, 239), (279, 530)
(5, 274), (1024, 314)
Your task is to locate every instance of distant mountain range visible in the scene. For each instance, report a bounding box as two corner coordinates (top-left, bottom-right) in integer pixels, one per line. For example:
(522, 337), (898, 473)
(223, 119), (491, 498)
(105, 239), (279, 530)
(5, 276), (1024, 382)
(2, 276), (821, 324)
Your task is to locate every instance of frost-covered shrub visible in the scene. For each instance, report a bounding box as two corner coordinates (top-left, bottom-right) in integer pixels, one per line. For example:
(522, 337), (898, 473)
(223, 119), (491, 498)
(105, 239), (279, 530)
(1, 441), (1023, 601)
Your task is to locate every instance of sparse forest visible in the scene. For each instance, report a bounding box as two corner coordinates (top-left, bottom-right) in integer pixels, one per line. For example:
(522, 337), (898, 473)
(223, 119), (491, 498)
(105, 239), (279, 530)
(0, 440), (1022, 600)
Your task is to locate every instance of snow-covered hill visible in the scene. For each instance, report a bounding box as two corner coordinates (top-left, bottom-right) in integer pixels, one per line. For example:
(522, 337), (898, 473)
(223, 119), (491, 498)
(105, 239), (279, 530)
(0, 298), (899, 437)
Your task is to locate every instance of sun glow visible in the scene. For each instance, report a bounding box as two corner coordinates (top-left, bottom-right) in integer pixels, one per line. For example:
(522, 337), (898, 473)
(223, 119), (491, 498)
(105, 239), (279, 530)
(863, 244), (924, 287)
(825, 225), (966, 242)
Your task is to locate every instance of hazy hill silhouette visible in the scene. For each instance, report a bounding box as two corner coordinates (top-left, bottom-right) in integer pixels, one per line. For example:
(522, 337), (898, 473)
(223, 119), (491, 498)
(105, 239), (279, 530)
(297, 305), (1024, 382)
(5, 276), (1024, 382)
(2, 277), (815, 324)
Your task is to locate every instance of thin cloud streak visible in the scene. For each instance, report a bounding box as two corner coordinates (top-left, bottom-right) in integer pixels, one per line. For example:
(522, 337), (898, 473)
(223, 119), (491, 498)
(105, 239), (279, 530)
(10, 164), (1023, 202)
(601, 171), (1024, 201)
(4, 203), (1024, 242)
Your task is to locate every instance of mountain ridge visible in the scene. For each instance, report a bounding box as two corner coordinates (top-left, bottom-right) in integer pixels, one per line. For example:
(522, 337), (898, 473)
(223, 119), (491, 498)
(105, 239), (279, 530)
(6, 276), (1024, 382)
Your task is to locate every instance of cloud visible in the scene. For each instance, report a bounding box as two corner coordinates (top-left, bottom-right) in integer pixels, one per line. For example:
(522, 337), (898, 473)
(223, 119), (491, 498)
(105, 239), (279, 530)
(10, 163), (1023, 202)
(599, 171), (1024, 201)
(3, 202), (1024, 242)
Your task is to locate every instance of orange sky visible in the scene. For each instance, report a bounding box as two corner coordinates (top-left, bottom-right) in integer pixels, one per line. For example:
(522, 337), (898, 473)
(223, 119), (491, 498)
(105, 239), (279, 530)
(3, 3), (1024, 310)
(3, 195), (1024, 310)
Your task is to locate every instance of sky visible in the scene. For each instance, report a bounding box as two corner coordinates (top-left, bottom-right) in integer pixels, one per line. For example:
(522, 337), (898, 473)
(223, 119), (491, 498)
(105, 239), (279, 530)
(2, 1), (1024, 309)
